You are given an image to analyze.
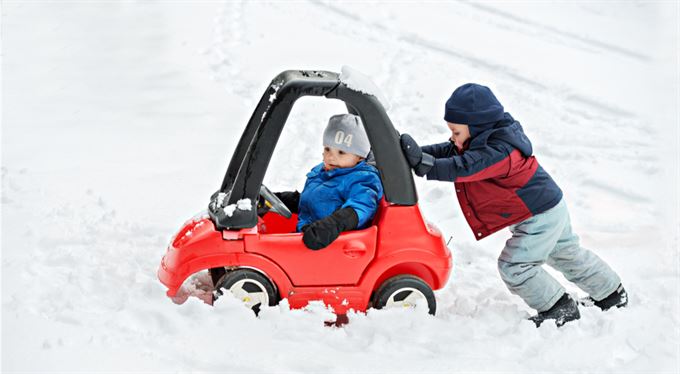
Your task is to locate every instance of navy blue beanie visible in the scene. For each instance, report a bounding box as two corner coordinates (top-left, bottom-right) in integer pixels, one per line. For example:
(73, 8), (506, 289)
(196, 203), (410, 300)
(444, 83), (505, 125)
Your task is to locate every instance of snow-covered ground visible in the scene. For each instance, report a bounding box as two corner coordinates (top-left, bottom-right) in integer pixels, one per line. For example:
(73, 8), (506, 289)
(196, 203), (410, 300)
(2, 1), (679, 372)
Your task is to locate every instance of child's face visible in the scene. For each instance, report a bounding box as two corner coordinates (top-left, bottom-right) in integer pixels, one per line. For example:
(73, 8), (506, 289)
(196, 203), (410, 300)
(447, 122), (471, 150)
(323, 146), (363, 171)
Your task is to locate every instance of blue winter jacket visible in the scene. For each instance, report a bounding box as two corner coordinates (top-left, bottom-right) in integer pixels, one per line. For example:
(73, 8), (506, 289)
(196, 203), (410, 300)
(296, 161), (384, 232)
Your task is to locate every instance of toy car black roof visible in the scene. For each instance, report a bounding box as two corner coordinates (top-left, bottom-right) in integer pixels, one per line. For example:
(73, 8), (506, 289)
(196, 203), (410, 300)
(211, 70), (417, 230)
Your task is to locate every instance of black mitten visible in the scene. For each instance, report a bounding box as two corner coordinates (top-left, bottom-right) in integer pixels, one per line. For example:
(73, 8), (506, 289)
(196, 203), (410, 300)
(302, 207), (359, 250)
(274, 191), (300, 214)
(400, 133), (423, 167)
(414, 153), (434, 177)
(400, 134), (434, 177)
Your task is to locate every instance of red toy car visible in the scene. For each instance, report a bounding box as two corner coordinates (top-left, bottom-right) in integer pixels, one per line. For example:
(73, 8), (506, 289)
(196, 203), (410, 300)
(158, 70), (452, 318)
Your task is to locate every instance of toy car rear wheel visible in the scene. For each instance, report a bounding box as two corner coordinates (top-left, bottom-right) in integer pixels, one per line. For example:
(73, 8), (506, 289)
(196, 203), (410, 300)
(214, 269), (278, 316)
(372, 275), (436, 315)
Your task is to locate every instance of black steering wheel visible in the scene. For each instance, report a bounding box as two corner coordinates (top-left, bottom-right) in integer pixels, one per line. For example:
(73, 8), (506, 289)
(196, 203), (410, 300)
(259, 184), (292, 219)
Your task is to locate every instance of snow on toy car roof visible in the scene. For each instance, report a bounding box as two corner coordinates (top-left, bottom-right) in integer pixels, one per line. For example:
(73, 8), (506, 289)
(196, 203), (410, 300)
(339, 66), (392, 111)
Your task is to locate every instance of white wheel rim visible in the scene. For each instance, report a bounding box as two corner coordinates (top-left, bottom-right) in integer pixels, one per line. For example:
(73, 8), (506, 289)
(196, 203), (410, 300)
(384, 287), (426, 309)
(228, 279), (269, 310)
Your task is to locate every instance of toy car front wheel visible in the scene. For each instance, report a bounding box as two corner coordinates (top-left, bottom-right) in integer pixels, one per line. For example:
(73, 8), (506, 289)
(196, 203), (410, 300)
(372, 275), (436, 315)
(214, 269), (278, 316)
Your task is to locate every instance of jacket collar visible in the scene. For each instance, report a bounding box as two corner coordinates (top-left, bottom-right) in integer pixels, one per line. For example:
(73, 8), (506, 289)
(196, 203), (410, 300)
(464, 112), (533, 157)
(307, 160), (371, 179)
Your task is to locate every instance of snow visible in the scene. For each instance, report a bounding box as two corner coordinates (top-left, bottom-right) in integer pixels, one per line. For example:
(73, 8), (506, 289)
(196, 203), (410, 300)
(340, 65), (392, 110)
(216, 192), (227, 207)
(221, 198), (252, 217)
(2, 1), (679, 373)
(269, 79), (284, 103)
(236, 198), (252, 211)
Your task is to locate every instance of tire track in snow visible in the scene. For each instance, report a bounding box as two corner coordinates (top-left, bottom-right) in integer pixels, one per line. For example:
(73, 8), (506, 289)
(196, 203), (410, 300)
(580, 178), (651, 203)
(308, 0), (548, 91)
(397, 33), (548, 91)
(459, 1), (651, 62)
(565, 93), (637, 118)
(307, 0), (648, 160)
(307, 0), (639, 124)
(208, 0), (256, 101)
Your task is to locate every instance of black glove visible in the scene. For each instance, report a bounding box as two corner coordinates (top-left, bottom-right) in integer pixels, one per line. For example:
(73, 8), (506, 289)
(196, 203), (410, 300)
(274, 191), (300, 214)
(400, 134), (434, 177)
(302, 207), (359, 250)
(258, 191), (300, 216)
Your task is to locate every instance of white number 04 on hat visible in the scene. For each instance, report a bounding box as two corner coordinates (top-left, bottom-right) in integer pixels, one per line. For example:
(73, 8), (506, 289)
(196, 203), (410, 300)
(334, 131), (353, 147)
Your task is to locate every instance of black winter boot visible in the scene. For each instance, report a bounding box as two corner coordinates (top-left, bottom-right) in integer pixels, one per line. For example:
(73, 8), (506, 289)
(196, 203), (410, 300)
(579, 284), (628, 311)
(529, 293), (580, 327)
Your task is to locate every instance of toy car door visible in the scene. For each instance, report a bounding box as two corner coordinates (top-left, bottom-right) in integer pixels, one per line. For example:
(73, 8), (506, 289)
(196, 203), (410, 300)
(243, 226), (377, 286)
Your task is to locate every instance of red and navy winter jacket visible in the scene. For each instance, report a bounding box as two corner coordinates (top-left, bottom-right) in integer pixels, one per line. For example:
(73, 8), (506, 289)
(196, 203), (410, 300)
(422, 113), (562, 240)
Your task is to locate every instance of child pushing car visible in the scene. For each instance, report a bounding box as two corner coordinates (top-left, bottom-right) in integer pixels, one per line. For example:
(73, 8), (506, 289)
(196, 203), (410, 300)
(400, 83), (627, 327)
(268, 113), (383, 250)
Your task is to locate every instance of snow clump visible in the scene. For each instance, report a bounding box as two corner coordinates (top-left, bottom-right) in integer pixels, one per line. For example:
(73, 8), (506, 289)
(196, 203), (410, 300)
(339, 65), (391, 110)
(222, 198), (252, 217)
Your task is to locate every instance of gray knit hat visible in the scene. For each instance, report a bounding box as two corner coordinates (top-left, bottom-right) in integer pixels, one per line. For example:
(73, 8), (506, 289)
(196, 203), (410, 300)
(323, 114), (370, 158)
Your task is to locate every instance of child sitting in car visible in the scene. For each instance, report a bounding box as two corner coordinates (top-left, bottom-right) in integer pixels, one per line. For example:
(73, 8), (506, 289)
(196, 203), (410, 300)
(269, 114), (383, 250)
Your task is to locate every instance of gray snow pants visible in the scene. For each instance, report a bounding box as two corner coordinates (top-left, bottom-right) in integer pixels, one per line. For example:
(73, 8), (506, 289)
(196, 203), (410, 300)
(497, 198), (621, 312)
